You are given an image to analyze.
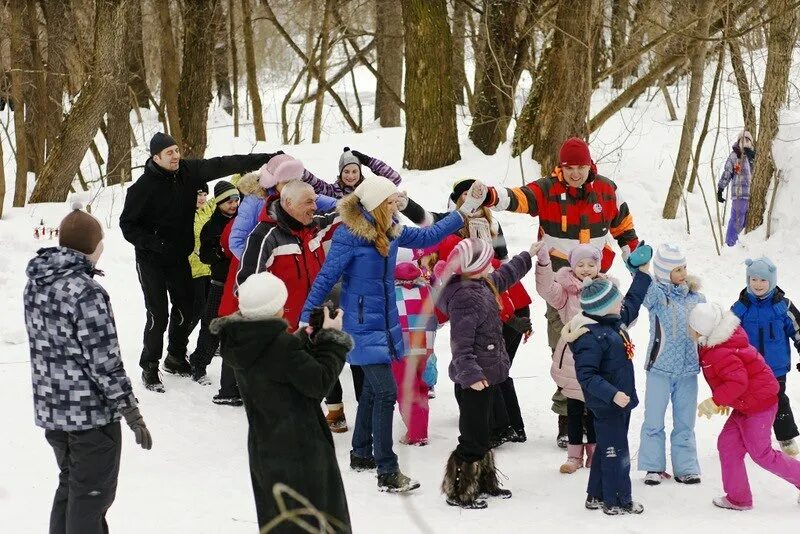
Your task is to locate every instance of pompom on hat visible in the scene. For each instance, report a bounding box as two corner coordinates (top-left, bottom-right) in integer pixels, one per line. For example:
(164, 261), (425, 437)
(339, 147), (361, 175)
(237, 272), (288, 320)
(59, 201), (103, 255)
(259, 154), (305, 189)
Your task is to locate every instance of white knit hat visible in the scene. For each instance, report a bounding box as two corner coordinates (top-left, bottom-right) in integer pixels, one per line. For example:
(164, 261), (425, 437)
(353, 177), (398, 212)
(689, 302), (723, 339)
(653, 243), (686, 282)
(237, 272), (288, 320)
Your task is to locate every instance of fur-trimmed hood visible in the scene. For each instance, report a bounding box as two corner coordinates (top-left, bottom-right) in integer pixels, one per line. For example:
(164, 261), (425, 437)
(700, 310), (741, 348)
(236, 171), (266, 198)
(337, 193), (401, 243)
(561, 313), (598, 343)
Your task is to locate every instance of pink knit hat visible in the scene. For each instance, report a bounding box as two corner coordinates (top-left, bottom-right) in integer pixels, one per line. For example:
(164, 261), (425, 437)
(395, 262), (422, 281)
(259, 154), (305, 189)
(447, 238), (494, 276)
(569, 244), (602, 270)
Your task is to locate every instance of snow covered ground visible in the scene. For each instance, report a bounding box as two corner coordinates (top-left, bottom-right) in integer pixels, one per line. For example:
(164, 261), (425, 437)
(2, 52), (800, 532)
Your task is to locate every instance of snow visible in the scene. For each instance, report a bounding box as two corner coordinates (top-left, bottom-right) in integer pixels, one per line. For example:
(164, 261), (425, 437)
(2, 52), (800, 533)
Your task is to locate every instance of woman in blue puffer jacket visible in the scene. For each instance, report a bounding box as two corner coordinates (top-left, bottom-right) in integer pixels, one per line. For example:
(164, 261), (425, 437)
(302, 177), (485, 494)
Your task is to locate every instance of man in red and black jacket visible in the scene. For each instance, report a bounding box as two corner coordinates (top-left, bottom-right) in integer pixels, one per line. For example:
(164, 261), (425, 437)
(483, 137), (639, 445)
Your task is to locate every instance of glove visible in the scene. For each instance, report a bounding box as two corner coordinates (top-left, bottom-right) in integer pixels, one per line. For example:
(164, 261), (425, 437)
(506, 315), (532, 335)
(716, 188), (725, 203)
(396, 191), (409, 212)
(349, 149), (371, 166)
(122, 407), (153, 450)
(625, 240), (653, 274)
(537, 245), (550, 266)
(458, 181), (487, 217)
(697, 397), (726, 419)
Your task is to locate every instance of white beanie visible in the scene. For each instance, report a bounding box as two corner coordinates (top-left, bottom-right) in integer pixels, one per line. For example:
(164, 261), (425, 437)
(689, 302), (723, 339)
(653, 243), (686, 282)
(237, 272), (288, 320)
(353, 177), (398, 212)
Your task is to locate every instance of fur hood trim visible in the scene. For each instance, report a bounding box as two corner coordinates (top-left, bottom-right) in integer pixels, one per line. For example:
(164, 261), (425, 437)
(314, 328), (355, 351)
(337, 194), (401, 242)
(561, 313), (598, 343)
(686, 274), (702, 292)
(237, 171), (266, 198)
(701, 310), (741, 347)
(209, 312), (287, 335)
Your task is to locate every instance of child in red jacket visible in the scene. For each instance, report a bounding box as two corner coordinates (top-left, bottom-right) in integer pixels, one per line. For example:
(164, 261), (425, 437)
(689, 303), (800, 510)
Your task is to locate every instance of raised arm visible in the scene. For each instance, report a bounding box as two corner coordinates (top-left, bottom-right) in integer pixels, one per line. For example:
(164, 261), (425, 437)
(284, 331), (350, 400)
(396, 211), (464, 249)
(535, 261), (569, 311)
(620, 270), (653, 327)
(489, 251), (532, 294)
(484, 181), (542, 216)
(301, 168), (343, 198)
(184, 153), (276, 183)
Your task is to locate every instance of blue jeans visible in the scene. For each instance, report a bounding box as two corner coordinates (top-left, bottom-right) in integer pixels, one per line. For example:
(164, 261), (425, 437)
(351, 363), (399, 475)
(638, 371), (700, 476)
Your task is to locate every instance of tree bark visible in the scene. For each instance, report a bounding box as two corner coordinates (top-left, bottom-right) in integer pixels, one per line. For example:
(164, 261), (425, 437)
(155, 0), (182, 143)
(312, 0), (333, 143)
(212, 0), (233, 115)
(728, 37), (757, 135)
(29, 0), (127, 203)
(610, 0), (629, 88)
(375, 0), (404, 126)
(107, 2), (133, 186)
(229, 0), (240, 136)
(40, 0), (70, 157)
(513, 0), (596, 171)
(687, 43), (724, 192)
(451, 0), (467, 106)
(24, 0), (47, 174)
(401, 0), (460, 169)
(127, 0), (150, 108)
(9, 0), (30, 207)
(619, 0), (656, 80)
(178, 0), (217, 157)
(469, 0), (523, 155)
(662, 0), (715, 219)
(746, 0), (797, 231)
(241, 0), (266, 141)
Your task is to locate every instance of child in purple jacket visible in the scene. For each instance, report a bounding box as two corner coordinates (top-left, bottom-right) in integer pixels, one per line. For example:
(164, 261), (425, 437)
(437, 238), (535, 509)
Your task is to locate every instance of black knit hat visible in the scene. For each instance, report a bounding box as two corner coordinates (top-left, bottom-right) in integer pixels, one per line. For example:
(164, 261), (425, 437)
(149, 132), (177, 156)
(450, 179), (476, 203)
(214, 180), (239, 203)
(198, 183), (209, 195)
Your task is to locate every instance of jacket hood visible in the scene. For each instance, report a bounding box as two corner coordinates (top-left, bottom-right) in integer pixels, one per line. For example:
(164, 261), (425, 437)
(236, 171), (266, 198)
(700, 310), (742, 348)
(209, 314), (289, 370)
(26, 247), (98, 285)
(337, 194), (401, 243)
(561, 313), (598, 343)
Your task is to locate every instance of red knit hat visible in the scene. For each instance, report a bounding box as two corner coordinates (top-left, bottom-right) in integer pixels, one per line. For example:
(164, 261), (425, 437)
(559, 137), (592, 166)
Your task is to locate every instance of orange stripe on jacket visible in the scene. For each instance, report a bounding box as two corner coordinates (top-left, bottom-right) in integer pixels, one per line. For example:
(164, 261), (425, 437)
(610, 214), (634, 237)
(511, 188), (529, 214)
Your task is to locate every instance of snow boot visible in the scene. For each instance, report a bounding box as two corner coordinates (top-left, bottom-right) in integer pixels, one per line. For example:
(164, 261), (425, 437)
(585, 443), (596, 468)
(560, 444), (585, 474)
(489, 427), (518, 449)
(603, 501), (644, 515)
(212, 394), (243, 406)
(585, 496), (603, 510)
(442, 452), (487, 509)
(477, 451), (512, 499)
(142, 364), (165, 393)
(349, 452), (376, 472)
(325, 404), (348, 433)
(644, 471), (669, 485)
(508, 428), (527, 443)
(557, 415), (568, 449)
(399, 435), (428, 446)
(191, 365), (211, 386)
(712, 496), (752, 511)
(675, 474), (701, 484)
(378, 471), (420, 493)
(163, 353), (191, 376)
(428, 386), (437, 399)
(780, 439), (800, 457)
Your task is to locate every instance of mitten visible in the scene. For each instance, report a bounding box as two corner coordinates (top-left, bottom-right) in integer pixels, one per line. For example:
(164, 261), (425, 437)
(506, 315), (532, 335)
(625, 241), (653, 274)
(716, 188), (726, 203)
(458, 181), (487, 217)
(350, 149), (371, 166)
(697, 397), (725, 419)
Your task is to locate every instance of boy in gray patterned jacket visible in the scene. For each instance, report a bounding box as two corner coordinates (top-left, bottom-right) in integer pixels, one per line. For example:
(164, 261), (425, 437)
(24, 203), (152, 534)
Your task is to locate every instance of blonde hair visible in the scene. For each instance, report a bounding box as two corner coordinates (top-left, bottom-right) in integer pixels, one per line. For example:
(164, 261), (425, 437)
(371, 199), (394, 257)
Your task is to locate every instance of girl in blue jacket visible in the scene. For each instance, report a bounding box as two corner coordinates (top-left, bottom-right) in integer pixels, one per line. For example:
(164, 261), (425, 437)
(732, 257), (800, 457)
(301, 177), (485, 493)
(638, 244), (705, 485)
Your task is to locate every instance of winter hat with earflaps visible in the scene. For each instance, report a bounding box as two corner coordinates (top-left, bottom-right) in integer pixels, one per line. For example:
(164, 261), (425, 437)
(59, 202), (104, 255)
(259, 154), (305, 189)
(653, 243), (686, 283)
(689, 302), (724, 343)
(446, 237), (494, 276)
(353, 177), (398, 212)
(237, 271), (288, 320)
(339, 147), (361, 175)
(213, 180), (238, 203)
(579, 277), (622, 316)
(745, 257), (777, 293)
(569, 244), (602, 270)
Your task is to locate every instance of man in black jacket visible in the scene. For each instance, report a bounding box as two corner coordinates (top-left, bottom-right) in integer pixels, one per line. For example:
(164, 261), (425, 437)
(120, 132), (277, 392)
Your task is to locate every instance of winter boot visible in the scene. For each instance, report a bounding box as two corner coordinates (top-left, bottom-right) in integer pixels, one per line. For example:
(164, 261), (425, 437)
(477, 451), (512, 499)
(377, 471), (420, 493)
(325, 403), (348, 433)
(212, 394), (243, 406)
(349, 452), (376, 472)
(585, 443), (596, 468)
(399, 435), (428, 446)
(163, 353), (192, 376)
(603, 501), (644, 515)
(557, 415), (568, 449)
(489, 427), (519, 448)
(644, 471), (670, 485)
(142, 364), (165, 393)
(560, 444), (585, 474)
(191, 365), (211, 386)
(508, 428), (527, 443)
(780, 439), (800, 457)
(441, 452), (487, 509)
(428, 386), (437, 399)
(585, 496), (603, 510)
(712, 496), (752, 511)
(675, 474), (701, 484)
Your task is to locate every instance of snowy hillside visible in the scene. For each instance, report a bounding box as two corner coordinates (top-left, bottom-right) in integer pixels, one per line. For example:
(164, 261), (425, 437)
(2, 51), (800, 532)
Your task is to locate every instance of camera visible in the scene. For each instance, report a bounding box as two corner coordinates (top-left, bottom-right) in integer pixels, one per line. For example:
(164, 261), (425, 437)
(308, 301), (338, 336)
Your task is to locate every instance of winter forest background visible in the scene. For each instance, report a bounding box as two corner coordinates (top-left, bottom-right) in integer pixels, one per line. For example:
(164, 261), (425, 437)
(1, 0), (800, 532)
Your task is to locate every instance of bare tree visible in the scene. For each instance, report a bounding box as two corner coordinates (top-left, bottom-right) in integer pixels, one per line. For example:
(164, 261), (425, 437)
(9, 0), (29, 206)
(155, 0), (182, 142)
(610, 0), (629, 88)
(401, 0), (460, 169)
(451, 0), (468, 106)
(107, 1), (134, 186)
(375, 0), (404, 126)
(40, 0), (70, 153)
(127, 0), (150, 108)
(23, 0), (47, 173)
(312, 0), (334, 143)
(241, 0), (266, 141)
(229, 0), (240, 136)
(212, 0), (233, 115)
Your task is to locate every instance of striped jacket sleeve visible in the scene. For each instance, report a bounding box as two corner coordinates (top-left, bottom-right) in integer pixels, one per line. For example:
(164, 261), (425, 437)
(302, 169), (344, 198)
(486, 182), (542, 216)
(367, 157), (402, 186)
(717, 153), (737, 192)
(608, 186), (638, 251)
(236, 224), (276, 290)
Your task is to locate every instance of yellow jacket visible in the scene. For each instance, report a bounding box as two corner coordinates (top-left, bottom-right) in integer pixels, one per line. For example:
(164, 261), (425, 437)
(189, 174), (242, 278)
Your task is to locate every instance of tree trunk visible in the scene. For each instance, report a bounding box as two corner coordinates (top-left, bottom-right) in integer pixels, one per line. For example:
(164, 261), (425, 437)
(156, 0), (182, 143)
(177, 0), (216, 157)
(24, 0), (47, 174)
(107, 2), (133, 186)
(513, 0), (596, 172)
(228, 0), (240, 136)
(591, 5), (607, 88)
(375, 0), (404, 127)
(619, 0), (655, 80)
(746, 0), (797, 231)
(401, 0), (460, 169)
(212, 0), (233, 115)
(469, 0), (523, 155)
(687, 43), (724, 192)
(0, 125), (5, 218)
(40, 0), (69, 156)
(241, 0), (266, 141)
(312, 0), (333, 143)
(9, 0), (29, 207)
(451, 0), (467, 106)
(728, 37), (757, 135)
(662, 0), (714, 219)
(610, 0), (629, 88)
(29, 0), (128, 203)
(127, 0), (150, 108)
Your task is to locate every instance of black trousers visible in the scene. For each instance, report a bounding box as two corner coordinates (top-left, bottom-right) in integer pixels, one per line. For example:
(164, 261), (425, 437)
(326, 365), (364, 404)
(188, 276), (210, 335)
(775, 375), (799, 441)
(190, 281), (225, 370)
(45, 423), (122, 534)
(567, 397), (596, 445)
(490, 306), (529, 433)
(136, 259), (194, 368)
(454, 385), (493, 463)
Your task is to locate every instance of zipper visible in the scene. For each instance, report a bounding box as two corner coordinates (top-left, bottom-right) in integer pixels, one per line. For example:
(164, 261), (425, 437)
(358, 296), (365, 323)
(558, 345), (568, 369)
(758, 327), (765, 357)
(292, 255), (301, 279)
(769, 321), (774, 340)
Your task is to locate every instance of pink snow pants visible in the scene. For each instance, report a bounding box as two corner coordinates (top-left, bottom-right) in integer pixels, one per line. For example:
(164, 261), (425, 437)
(719, 404), (800, 507)
(391, 355), (430, 443)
